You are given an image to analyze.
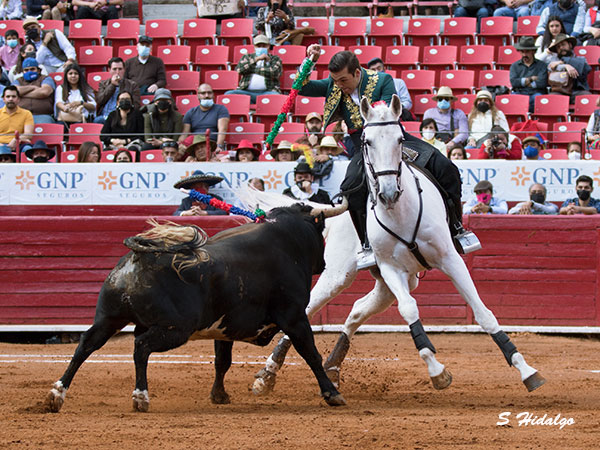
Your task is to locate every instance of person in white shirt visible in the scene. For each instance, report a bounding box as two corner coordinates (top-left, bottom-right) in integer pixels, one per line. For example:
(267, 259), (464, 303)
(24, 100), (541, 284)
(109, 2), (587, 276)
(467, 90), (509, 148)
(22, 17), (76, 74)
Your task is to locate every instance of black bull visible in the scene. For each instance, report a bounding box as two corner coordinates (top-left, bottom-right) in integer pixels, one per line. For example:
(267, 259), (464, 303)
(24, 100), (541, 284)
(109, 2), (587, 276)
(45, 202), (348, 413)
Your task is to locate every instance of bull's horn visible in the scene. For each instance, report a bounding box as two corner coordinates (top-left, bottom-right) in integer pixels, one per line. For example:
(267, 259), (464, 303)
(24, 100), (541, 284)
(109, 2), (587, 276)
(311, 196), (349, 218)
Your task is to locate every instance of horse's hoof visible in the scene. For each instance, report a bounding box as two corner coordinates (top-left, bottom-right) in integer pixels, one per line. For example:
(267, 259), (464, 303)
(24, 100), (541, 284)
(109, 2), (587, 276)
(323, 392), (346, 407)
(325, 367), (340, 388)
(252, 368), (276, 396)
(210, 391), (231, 405)
(523, 371), (546, 392)
(132, 389), (149, 412)
(431, 368), (453, 390)
(45, 381), (66, 413)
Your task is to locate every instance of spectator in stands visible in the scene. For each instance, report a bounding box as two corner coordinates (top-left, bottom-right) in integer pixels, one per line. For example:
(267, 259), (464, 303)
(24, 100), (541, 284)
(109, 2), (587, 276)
(0, 86), (34, 153)
(114, 148), (133, 163)
(423, 86), (468, 151)
(535, 16), (566, 64)
(25, 139), (55, 162)
(255, 0), (296, 45)
(143, 88), (183, 150)
(77, 141), (101, 162)
(510, 36), (548, 113)
(23, 18), (76, 74)
(270, 139), (296, 161)
(160, 141), (178, 162)
(567, 140), (583, 159)
(582, 1), (600, 46)
(0, 30), (20, 72)
(234, 139), (260, 162)
(454, 1), (498, 32)
(448, 145), (468, 160)
(536, 0), (585, 38)
(559, 174), (600, 214)
(493, 0), (533, 19)
(27, 0), (70, 20)
(124, 36), (166, 97)
(178, 83), (229, 153)
(464, 180), (508, 214)
(183, 134), (217, 163)
(419, 118), (447, 154)
(316, 135), (348, 161)
(95, 57), (142, 125)
(8, 42), (45, 84)
(173, 170), (228, 216)
(522, 135), (544, 159)
(0, 144), (15, 162)
(14, 58), (56, 124)
(249, 177), (265, 191)
(530, 0), (553, 16)
(225, 34), (283, 104)
(366, 57), (414, 121)
(509, 183), (558, 214)
(467, 90), (510, 148)
(55, 63), (96, 128)
(585, 98), (600, 148)
(100, 90), (144, 150)
(0, 0), (23, 19)
(73, 0), (123, 23)
(478, 125), (523, 159)
(282, 161), (331, 204)
(547, 33), (591, 101)
(294, 112), (323, 150)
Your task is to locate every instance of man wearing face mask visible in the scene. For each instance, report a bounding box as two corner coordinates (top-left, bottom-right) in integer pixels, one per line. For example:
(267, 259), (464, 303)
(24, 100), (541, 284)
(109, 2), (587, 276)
(0, 30), (19, 72)
(536, 0), (585, 38)
(522, 136), (544, 160)
(566, 141), (583, 160)
(124, 36), (166, 96)
(178, 83), (230, 155)
(24, 140), (55, 163)
(559, 175), (600, 214)
(14, 58), (56, 124)
(423, 86), (468, 151)
(282, 161), (331, 204)
(22, 18), (76, 74)
(143, 88), (183, 150)
(464, 180), (508, 215)
(95, 57), (142, 125)
(73, 0), (123, 24)
(225, 34), (283, 103)
(509, 183), (558, 214)
(546, 33), (591, 101)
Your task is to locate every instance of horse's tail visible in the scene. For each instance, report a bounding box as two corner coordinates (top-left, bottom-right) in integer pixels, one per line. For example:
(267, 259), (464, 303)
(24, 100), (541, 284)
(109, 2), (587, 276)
(124, 219), (209, 254)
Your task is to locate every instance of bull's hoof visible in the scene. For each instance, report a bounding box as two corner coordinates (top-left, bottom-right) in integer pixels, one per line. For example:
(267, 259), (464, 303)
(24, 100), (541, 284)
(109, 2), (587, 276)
(252, 368), (277, 396)
(323, 391), (347, 407)
(431, 368), (453, 390)
(132, 389), (149, 412)
(325, 367), (340, 388)
(45, 381), (66, 413)
(523, 371), (546, 392)
(210, 390), (231, 405)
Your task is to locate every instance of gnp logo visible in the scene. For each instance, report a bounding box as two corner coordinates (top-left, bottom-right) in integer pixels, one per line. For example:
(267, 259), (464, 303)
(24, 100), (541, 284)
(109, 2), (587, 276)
(15, 170), (35, 190)
(98, 171), (167, 190)
(510, 166), (532, 187)
(98, 171), (118, 190)
(262, 169), (285, 190)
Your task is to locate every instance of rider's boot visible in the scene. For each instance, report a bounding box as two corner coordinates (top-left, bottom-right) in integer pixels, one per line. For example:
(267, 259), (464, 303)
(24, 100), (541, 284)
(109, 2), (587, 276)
(350, 210), (377, 270)
(449, 199), (481, 254)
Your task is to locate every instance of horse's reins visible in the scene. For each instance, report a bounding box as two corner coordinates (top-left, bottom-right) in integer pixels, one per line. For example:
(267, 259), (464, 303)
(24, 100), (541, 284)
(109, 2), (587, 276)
(361, 121), (432, 271)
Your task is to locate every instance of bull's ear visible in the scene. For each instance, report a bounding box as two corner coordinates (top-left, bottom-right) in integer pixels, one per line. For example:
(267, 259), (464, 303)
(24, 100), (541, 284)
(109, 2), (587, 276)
(360, 96), (372, 121)
(390, 94), (402, 119)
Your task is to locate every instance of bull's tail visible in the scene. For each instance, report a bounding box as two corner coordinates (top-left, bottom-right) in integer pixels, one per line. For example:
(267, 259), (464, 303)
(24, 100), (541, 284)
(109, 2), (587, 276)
(124, 219), (209, 254)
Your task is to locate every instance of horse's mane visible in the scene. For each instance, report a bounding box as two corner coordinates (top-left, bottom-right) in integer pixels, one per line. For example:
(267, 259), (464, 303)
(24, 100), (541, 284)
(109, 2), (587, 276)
(124, 219), (209, 254)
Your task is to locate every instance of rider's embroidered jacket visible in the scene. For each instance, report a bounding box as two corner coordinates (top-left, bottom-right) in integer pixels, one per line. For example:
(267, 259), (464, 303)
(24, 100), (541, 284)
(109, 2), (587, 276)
(298, 67), (396, 130)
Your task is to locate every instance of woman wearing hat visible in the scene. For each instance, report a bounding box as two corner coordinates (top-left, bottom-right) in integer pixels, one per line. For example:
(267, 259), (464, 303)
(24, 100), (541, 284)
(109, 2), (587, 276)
(235, 139), (260, 162)
(143, 88), (183, 150)
(269, 140), (297, 161)
(423, 86), (468, 151)
(184, 135), (218, 162)
(466, 90), (509, 148)
(173, 170), (227, 216)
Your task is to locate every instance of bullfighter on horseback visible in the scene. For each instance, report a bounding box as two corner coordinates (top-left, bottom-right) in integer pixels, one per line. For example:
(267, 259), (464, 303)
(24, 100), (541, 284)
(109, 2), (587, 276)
(298, 45), (480, 269)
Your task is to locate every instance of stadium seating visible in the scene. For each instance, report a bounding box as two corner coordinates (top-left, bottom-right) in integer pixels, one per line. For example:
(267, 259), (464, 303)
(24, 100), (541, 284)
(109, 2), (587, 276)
(439, 70), (474, 94)
(332, 17), (367, 47)
(105, 19), (140, 54)
(349, 45), (383, 65)
(66, 123), (103, 151)
(139, 150), (164, 162)
(157, 45), (191, 71)
(571, 95), (599, 122)
(458, 45), (494, 82)
(61, 150), (79, 163)
(293, 96), (325, 122)
(402, 121), (421, 137)
(203, 70), (239, 95)
(441, 17), (476, 46)
(227, 122), (265, 147)
(368, 18), (403, 52)
(549, 122), (587, 148)
(478, 70), (510, 90)
(254, 94), (288, 130)
(78, 46), (114, 74)
(404, 18), (441, 54)
(539, 148), (568, 160)
(495, 46), (521, 70)
(421, 45), (457, 81)
(478, 16), (513, 48)
(272, 45), (306, 72)
(101, 150), (118, 162)
(39, 19), (64, 31)
(87, 71), (111, 91)
(314, 45), (345, 75)
(295, 18), (330, 46)
(496, 94), (530, 127)
(515, 16), (538, 41)
(385, 46), (420, 73)
(217, 94), (251, 122)
(48, 72), (64, 85)
(176, 95), (200, 115)
(33, 123), (65, 158)
(118, 45), (137, 60)
(218, 18), (254, 59)
(166, 71), (201, 96)
(533, 95), (570, 128)
(455, 94), (476, 115)
(0, 20), (25, 41)
(193, 45), (229, 73)
(401, 70), (436, 96)
(144, 19), (179, 53)
(413, 94), (436, 120)
(282, 70), (318, 92)
(68, 19), (102, 54)
(574, 46), (600, 71)
(273, 122), (305, 144)
(181, 19), (218, 59)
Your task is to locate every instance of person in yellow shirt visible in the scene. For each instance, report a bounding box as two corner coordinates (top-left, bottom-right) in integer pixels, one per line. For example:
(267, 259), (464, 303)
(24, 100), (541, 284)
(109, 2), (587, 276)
(0, 85), (34, 154)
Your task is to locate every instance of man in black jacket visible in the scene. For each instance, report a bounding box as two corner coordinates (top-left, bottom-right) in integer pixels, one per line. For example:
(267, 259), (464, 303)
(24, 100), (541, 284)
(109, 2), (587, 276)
(283, 162), (331, 205)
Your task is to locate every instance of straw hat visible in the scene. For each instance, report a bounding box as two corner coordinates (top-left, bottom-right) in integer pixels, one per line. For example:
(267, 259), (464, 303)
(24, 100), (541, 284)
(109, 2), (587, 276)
(185, 135), (217, 156)
(475, 90), (493, 101)
(173, 170), (224, 189)
(318, 135), (343, 155)
(270, 140), (293, 159)
(432, 86), (457, 102)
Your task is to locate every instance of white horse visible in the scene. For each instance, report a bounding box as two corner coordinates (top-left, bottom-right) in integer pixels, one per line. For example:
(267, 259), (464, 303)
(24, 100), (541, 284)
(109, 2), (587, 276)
(247, 95), (545, 395)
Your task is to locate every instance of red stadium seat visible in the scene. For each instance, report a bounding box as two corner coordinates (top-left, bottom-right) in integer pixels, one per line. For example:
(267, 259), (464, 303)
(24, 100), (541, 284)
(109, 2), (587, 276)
(78, 46), (114, 74)
(33, 123), (64, 158)
(227, 122), (265, 147)
(101, 150), (117, 162)
(144, 19), (179, 54)
(349, 45), (383, 65)
(217, 94), (251, 122)
(181, 19), (218, 59)
(60, 150), (79, 163)
(218, 18), (253, 59)
(67, 123), (103, 150)
(571, 95), (599, 122)
(203, 70), (239, 96)
(574, 46), (600, 70)
(457, 45), (494, 83)
(533, 95), (570, 128)
(0, 20), (25, 41)
(385, 46), (419, 74)
(39, 19), (63, 31)
(479, 16), (513, 48)
(402, 121), (421, 137)
(478, 70), (510, 90)
(293, 95), (325, 122)
(401, 69), (436, 96)
(157, 45), (191, 71)
(368, 18), (403, 53)
(295, 17), (330, 46)
(48, 72), (64, 85)
(192, 45), (229, 73)
(539, 148), (568, 160)
(441, 17), (476, 46)
(332, 17), (367, 47)
(87, 71), (111, 91)
(273, 122), (305, 144)
(139, 150), (164, 162)
(118, 45), (137, 60)
(455, 94), (476, 115)
(314, 45), (345, 75)
(549, 122), (587, 148)
(254, 94), (288, 130)
(175, 94), (200, 115)
(421, 46), (457, 83)
(439, 70), (474, 94)
(404, 18), (440, 56)
(496, 94), (530, 127)
(412, 94), (436, 120)
(165, 71), (200, 97)
(515, 16), (538, 41)
(496, 46), (521, 70)
(105, 19), (140, 55)
(231, 44), (255, 66)
(68, 19), (102, 54)
(272, 45), (306, 72)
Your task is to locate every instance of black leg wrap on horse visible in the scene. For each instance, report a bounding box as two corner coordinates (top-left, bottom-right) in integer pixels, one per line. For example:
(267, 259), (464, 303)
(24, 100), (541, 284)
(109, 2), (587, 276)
(272, 335), (292, 366)
(491, 331), (518, 367)
(409, 320), (436, 354)
(324, 332), (350, 370)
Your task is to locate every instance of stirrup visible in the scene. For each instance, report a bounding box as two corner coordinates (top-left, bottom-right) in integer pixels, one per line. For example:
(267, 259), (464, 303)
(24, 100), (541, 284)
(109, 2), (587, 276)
(356, 246), (377, 270)
(454, 230), (482, 254)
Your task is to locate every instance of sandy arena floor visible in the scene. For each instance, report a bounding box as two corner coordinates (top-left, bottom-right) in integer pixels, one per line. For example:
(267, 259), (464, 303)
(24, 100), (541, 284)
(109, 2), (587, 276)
(0, 332), (598, 449)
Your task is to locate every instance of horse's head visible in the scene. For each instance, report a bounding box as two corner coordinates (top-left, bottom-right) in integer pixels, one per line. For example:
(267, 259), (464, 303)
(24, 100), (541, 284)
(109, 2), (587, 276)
(360, 94), (404, 209)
